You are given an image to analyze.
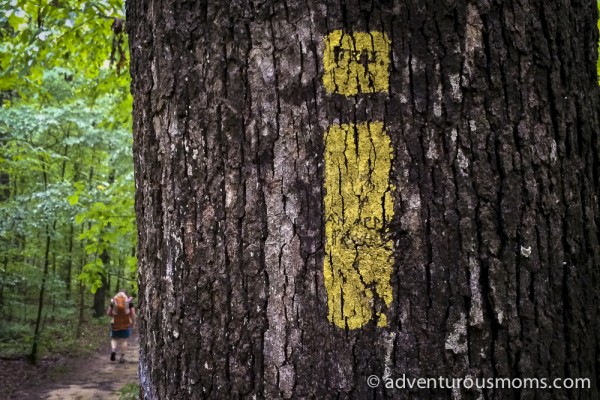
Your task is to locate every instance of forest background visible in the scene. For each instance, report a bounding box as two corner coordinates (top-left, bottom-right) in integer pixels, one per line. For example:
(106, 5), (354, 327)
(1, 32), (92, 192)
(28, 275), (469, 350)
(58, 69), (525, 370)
(0, 0), (135, 378)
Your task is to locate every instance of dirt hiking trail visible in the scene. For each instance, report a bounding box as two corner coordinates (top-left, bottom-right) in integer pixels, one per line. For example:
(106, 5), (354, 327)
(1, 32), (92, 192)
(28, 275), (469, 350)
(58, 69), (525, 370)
(11, 335), (139, 400)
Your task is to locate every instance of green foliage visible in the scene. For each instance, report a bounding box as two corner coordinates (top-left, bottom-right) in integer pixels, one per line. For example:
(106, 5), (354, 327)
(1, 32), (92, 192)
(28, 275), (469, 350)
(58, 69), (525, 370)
(0, 0), (131, 124)
(0, 0), (135, 361)
(0, 70), (136, 356)
(119, 383), (140, 400)
(0, 72), (136, 286)
(0, 321), (32, 357)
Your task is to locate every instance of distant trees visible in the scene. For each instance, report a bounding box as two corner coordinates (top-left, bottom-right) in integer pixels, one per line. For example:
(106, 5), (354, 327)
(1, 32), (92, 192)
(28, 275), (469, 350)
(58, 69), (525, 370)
(0, 70), (136, 362)
(0, 0), (135, 363)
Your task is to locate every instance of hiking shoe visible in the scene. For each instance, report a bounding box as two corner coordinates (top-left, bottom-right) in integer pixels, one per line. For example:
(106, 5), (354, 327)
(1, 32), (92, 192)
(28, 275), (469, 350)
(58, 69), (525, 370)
(110, 352), (116, 361)
(119, 354), (125, 363)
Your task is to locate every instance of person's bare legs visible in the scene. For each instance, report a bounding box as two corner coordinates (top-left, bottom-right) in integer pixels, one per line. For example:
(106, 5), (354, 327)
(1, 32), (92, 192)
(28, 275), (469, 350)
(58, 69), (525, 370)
(118, 339), (128, 363)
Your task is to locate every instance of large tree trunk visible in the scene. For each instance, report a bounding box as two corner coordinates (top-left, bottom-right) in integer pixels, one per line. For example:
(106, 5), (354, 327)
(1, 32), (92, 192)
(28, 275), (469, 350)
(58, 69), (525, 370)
(128, 1), (600, 398)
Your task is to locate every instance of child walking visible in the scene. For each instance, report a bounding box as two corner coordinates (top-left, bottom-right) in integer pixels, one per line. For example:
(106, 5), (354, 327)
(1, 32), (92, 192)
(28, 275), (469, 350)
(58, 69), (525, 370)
(107, 291), (136, 363)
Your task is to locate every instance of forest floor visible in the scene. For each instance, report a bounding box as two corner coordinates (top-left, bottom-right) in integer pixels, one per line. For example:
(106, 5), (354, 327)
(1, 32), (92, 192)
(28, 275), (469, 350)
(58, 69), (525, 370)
(1, 325), (139, 400)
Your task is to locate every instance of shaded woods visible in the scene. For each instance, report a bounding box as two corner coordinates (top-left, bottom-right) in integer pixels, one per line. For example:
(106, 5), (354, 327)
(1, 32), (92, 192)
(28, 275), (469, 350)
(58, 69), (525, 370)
(0, 0), (136, 375)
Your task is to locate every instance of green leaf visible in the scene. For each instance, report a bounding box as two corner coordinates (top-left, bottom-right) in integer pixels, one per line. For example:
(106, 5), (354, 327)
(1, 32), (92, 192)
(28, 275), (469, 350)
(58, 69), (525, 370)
(67, 194), (79, 205)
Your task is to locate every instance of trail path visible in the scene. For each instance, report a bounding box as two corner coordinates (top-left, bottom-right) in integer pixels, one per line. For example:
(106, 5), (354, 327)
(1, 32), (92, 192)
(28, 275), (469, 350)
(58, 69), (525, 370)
(11, 335), (139, 400)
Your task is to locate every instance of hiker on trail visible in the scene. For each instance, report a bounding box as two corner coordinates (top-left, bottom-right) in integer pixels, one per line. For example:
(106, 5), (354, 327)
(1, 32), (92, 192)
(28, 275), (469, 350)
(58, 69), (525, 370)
(107, 291), (136, 363)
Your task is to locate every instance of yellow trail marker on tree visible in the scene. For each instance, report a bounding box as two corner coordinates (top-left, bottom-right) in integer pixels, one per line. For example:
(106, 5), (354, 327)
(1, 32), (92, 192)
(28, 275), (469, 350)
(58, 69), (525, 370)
(323, 30), (391, 95)
(323, 122), (395, 329)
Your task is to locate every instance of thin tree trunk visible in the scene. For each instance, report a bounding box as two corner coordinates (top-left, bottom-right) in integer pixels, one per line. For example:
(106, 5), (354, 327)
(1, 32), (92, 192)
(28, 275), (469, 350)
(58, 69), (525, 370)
(0, 171), (8, 201)
(91, 169), (114, 317)
(92, 250), (110, 318)
(116, 256), (122, 293)
(51, 245), (56, 275)
(30, 156), (54, 364)
(64, 223), (74, 300)
(0, 152), (8, 315)
(92, 276), (108, 318)
(29, 224), (51, 365)
(0, 255), (8, 315)
(76, 280), (85, 338)
(76, 226), (86, 337)
(22, 285), (26, 323)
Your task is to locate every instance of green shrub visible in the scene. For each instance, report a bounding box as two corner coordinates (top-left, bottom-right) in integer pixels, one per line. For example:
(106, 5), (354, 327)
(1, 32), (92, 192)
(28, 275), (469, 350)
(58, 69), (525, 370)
(118, 383), (140, 400)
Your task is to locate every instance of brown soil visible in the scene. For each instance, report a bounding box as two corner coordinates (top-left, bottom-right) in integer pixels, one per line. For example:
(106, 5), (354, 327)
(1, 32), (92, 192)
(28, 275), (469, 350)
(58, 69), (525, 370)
(5, 335), (139, 400)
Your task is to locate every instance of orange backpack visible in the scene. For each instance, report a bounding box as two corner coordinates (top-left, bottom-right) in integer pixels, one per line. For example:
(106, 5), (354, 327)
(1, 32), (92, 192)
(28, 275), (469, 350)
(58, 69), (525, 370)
(112, 292), (131, 330)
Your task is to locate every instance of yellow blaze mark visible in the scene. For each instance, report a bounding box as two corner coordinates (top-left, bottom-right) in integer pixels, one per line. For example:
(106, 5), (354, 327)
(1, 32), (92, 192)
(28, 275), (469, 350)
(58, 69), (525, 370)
(323, 30), (391, 96)
(323, 122), (395, 329)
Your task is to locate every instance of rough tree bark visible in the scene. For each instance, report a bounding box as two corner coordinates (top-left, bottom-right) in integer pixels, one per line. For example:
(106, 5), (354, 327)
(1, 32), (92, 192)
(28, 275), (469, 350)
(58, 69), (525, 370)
(128, 0), (600, 399)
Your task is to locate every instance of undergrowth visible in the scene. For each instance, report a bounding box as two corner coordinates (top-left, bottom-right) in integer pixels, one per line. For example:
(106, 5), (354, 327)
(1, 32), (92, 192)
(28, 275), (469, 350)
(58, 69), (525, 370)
(119, 383), (140, 400)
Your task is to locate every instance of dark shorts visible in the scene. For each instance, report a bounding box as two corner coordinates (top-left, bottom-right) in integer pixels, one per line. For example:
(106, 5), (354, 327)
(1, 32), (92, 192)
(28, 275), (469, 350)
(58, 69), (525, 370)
(111, 328), (131, 339)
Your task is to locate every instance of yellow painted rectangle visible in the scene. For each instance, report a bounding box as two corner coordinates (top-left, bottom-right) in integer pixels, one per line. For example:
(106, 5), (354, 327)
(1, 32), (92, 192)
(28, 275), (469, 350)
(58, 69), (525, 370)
(323, 30), (391, 96)
(323, 122), (395, 329)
